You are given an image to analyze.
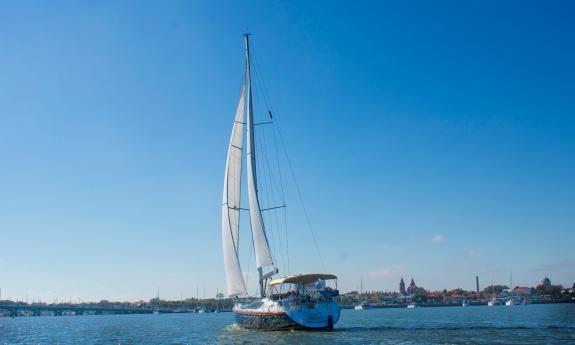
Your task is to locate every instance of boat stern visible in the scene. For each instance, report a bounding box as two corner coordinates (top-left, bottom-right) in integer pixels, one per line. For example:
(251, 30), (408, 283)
(284, 300), (340, 329)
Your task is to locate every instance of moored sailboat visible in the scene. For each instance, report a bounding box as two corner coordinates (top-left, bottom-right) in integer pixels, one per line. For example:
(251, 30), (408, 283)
(354, 276), (370, 310)
(221, 34), (340, 330)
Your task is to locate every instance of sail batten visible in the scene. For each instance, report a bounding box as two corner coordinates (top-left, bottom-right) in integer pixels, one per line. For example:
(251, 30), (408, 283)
(221, 76), (248, 297)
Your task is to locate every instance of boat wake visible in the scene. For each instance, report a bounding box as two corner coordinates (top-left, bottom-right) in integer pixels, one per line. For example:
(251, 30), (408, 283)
(223, 323), (244, 332)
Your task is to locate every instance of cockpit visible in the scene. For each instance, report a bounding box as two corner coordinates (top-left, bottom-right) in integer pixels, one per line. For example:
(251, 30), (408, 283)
(267, 273), (339, 303)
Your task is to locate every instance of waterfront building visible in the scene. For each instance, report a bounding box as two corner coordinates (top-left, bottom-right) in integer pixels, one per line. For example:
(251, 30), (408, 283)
(511, 286), (532, 298)
(446, 294), (466, 304)
(542, 277), (551, 286)
(425, 291), (443, 304)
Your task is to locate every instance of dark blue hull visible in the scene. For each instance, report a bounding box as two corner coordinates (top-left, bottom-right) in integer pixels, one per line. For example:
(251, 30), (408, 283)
(234, 311), (304, 330)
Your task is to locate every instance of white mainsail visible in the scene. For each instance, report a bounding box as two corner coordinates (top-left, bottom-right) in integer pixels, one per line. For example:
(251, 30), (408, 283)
(221, 76), (248, 297)
(245, 37), (274, 269)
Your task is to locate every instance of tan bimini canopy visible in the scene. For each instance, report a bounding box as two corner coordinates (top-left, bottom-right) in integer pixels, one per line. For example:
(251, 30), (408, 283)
(269, 273), (338, 287)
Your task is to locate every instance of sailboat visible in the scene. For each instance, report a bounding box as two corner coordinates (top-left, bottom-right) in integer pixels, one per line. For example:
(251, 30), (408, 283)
(354, 276), (370, 310)
(221, 34), (340, 330)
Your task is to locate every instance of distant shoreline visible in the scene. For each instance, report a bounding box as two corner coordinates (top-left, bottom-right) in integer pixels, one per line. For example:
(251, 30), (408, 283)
(1, 298), (573, 317)
(341, 298), (575, 309)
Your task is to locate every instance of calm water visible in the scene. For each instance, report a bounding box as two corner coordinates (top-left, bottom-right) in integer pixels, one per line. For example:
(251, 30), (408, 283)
(1, 304), (574, 344)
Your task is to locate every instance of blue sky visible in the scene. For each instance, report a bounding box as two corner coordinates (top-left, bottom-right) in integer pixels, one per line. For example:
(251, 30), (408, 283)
(1, 1), (574, 301)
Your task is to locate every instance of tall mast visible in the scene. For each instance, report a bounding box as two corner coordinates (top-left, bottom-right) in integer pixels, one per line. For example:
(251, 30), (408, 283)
(245, 33), (264, 298)
(510, 271), (513, 289)
(244, 33), (275, 298)
(245, 33), (253, 182)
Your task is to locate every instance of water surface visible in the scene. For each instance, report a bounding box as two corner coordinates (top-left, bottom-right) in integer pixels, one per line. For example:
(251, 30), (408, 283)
(1, 304), (574, 344)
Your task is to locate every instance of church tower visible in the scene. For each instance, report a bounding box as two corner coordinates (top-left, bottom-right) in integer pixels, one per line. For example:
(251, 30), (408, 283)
(407, 278), (418, 294)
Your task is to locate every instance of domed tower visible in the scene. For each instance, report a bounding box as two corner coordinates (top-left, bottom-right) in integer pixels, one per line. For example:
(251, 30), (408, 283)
(542, 277), (551, 286)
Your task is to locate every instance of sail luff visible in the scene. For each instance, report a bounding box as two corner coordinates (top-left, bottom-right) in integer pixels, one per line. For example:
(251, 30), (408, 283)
(245, 35), (274, 269)
(221, 75), (248, 297)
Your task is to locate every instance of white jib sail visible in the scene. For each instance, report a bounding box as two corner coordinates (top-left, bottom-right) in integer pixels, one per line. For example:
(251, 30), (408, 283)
(221, 77), (248, 297)
(245, 39), (274, 269)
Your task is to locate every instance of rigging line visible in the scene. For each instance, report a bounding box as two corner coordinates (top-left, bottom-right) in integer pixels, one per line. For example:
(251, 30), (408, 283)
(228, 205), (285, 212)
(259, 126), (284, 272)
(271, 124), (286, 204)
(272, 123), (290, 273)
(274, 207), (286, 274)
(250, 83), (276, 270)
(253, 115), (275, 266)
(253, 102), (285, 211)
(256, 93), (288, 272)
(251, 49), (287, 210)
(252, 80), (293, 275)
(252, 47), (292, 273)
(256, 105), (281, 203)
(255, 118), (284, 271)
(275, 119), (326, 272)
(251, 46), (275, 114)
(268, 119), (289, 274)
(260, 205), (286, 212)
(284, 206), (290, 274)
(252, 77), (285, 203)
(274, 209), (287, 276)
(258, 117), (287, 272)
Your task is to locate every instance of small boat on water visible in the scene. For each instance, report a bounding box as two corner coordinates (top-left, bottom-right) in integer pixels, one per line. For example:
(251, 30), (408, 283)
(221, 34), (340, 330)
(505, 299), (515, 306)
(354, 301), (371, 310)
(197, 306), (210, 313)
(487, 298), (499, 306)
(407, 302), (417, 309)
(462, 300), (469, 307)
(354, 276), (370, 310)
(505, 297), (523, 306)
(505, 297), (528, 306)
